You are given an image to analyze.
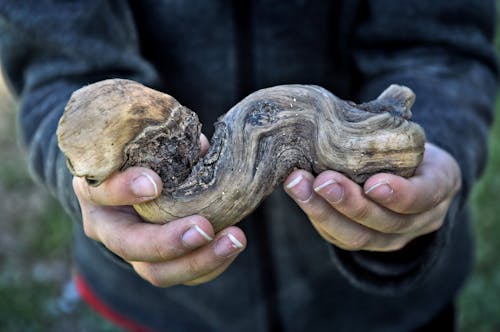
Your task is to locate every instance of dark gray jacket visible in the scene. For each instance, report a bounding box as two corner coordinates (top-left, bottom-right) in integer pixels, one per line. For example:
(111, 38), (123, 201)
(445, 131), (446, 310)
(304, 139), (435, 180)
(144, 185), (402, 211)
(0, 1), (498, 331)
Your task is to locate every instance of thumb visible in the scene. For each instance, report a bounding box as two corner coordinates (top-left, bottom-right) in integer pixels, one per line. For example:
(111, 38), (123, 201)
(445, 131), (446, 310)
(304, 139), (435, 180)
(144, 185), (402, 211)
(73, 167), (163, 206)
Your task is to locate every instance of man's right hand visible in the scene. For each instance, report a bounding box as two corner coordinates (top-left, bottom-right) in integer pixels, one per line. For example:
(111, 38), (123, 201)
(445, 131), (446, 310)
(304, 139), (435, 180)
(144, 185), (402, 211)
(73, 166), (246, 287)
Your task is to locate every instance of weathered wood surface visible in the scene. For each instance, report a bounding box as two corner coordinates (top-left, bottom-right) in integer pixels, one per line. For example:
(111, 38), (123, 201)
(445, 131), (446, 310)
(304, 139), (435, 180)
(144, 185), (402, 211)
(57, 79), (426, 231)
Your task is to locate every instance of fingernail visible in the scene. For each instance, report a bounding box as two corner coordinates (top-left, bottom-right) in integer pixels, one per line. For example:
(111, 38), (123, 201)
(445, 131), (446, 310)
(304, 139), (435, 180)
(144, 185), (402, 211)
(182, 225), (213, 249)
(285, 174), (312, 202)
(215, 233), (244, 258)
(314, 179), (344, 203)
(131, 173), (159, 198)
(365, 181), (393, 197)
(286, 174), (303, 189)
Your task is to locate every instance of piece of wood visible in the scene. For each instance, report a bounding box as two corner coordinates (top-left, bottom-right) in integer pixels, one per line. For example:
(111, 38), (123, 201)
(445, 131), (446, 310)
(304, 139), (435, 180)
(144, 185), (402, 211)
(57, 79), (426, 231)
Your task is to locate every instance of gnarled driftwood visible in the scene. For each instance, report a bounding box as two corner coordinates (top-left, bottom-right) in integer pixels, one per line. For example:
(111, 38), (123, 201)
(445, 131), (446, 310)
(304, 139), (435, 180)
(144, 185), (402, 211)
(57, 79), (425, 231)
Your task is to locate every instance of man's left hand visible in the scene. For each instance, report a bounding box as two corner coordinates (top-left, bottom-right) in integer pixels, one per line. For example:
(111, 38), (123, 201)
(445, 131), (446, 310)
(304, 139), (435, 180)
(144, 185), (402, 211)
(284, 143), (461, 252)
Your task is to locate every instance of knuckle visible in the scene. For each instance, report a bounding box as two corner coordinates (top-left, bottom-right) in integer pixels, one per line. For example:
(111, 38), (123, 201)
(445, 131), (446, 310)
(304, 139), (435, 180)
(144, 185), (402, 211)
(106, 236), (129, 259)
(141, 264), (170, 288)
(430, 189), (444, 208)
(315, 226), (338, 245)
(434, 216), (446, 229)
(380, 218), (407, 234)
(398, 195), (415, 212)
(147, 275), (166, 288)
(185, 256), (204, 276)
(422, 217), (445, 234)
(350, 203), (371, 221)
(310, 208), (332, 224)
(151, 239), (181, 261)
(339, 231), (371, 250)
(151, 241), (168, 260)
(82, 219), (97, 240)
(82, 225), (98, 241)
(81, 209), (102, 240)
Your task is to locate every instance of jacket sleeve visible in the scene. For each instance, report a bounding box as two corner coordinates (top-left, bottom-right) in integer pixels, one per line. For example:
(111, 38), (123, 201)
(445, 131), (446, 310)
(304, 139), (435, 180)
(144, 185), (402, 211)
(0, 0), (159, 223)
(329, 0), (498, 294)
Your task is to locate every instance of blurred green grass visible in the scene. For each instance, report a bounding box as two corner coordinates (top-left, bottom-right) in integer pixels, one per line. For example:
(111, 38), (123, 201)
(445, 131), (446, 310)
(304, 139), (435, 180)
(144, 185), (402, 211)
(457, 6), (500, 330)
(458, 98), (500, 331)
(0, 79), (121, 331)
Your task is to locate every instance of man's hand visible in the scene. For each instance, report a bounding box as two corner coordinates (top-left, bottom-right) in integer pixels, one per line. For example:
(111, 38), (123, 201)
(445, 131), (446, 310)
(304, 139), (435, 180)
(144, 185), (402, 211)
(284, 143), (461, 252)
(73, 134), (246, 287)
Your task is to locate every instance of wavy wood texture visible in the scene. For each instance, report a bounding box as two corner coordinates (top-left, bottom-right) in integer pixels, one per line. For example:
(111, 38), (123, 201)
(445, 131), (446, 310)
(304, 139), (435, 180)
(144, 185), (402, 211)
(58, 79), (425, 231)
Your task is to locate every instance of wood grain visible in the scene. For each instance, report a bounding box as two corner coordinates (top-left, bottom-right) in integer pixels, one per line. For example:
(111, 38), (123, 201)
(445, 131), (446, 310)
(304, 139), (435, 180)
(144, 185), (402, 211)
(57, 79), (426, 231)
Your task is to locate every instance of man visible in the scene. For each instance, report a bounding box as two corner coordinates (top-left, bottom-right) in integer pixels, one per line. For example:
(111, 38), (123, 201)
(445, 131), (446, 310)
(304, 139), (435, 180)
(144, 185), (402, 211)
(0, 1), (497, 331)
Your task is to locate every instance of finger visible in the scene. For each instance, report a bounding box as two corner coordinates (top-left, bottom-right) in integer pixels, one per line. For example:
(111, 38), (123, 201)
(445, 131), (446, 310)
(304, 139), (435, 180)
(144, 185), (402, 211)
(311, 219), (410, 252)
(311, 170), (412, 233)
(363, 143), (461, 214)
(183, 259), (234, 286)
(200, 133), (210, 156)
(99, 213), (214, 262)
(284, 171), (422, 251)
(74, 193), (215, 262)
(284, 170), (446, 251)
(285, 171), (383, 248)
(131, 227), (246, 287)
(285, 170), (356, 228)
(73, 167), (163, 206)
(72, 181), (132, 241)
(284, 170), (316, 202)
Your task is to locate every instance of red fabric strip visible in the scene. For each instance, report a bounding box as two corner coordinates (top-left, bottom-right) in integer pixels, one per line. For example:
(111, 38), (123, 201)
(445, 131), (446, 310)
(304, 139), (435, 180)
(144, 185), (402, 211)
(74, 274), (155, 332)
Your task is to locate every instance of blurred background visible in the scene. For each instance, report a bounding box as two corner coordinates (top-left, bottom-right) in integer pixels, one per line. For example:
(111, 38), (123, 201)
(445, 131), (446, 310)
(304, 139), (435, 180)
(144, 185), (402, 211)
(1, 21), (500, 332)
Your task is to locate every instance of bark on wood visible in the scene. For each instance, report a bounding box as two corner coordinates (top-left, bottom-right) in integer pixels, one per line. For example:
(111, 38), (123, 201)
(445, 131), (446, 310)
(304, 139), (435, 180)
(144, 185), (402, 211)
(57, 79), (426, 231)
